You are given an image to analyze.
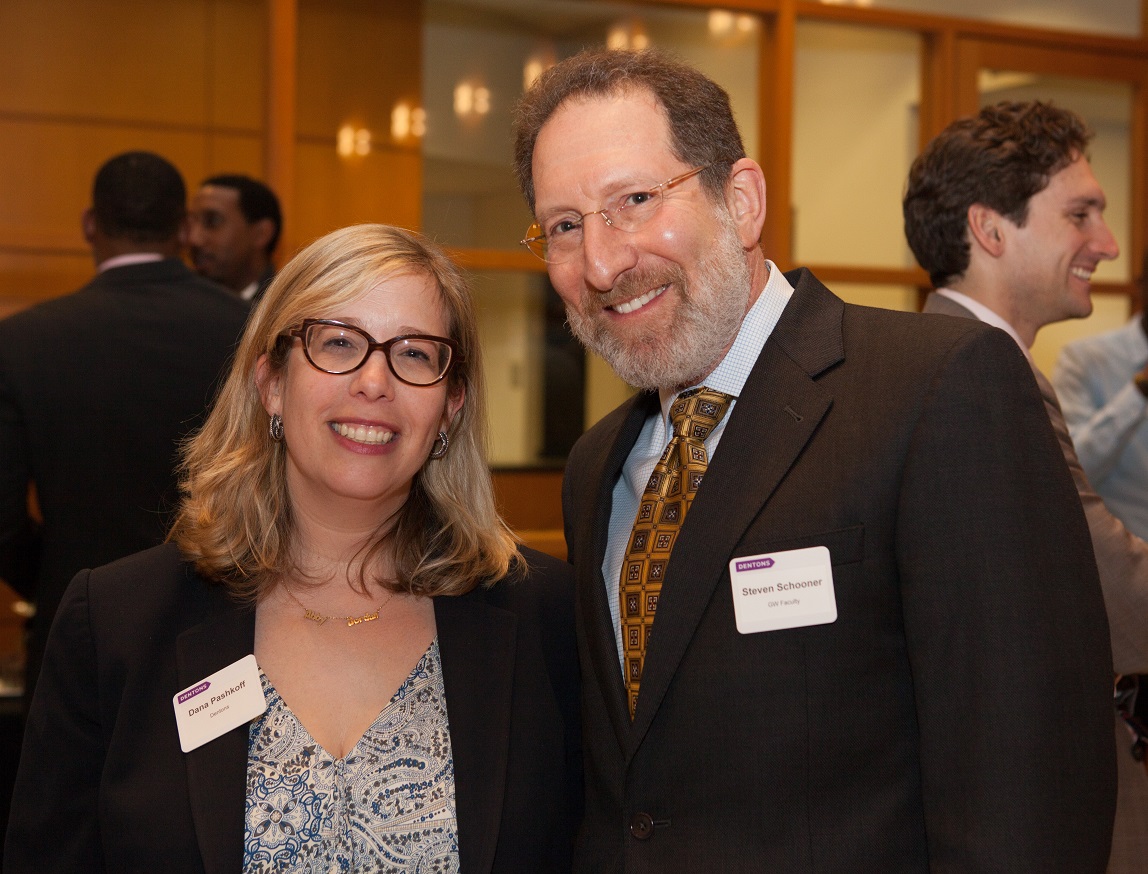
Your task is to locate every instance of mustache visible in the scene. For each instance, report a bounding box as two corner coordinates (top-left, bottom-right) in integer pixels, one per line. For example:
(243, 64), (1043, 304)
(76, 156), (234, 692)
(595, 265), (688, 311)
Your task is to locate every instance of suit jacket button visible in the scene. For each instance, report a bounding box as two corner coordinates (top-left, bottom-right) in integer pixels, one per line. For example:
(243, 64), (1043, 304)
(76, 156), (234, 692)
(630, 812), (654, 840)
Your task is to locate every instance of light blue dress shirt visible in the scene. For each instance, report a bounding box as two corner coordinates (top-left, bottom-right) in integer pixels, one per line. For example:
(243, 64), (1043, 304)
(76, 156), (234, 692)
(1054, 317), (1148, 541)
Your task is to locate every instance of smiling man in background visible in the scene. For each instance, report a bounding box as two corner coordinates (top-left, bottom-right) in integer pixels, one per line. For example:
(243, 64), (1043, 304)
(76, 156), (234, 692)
(188, 173), (281, 303)
(904, 100), (1148, 873)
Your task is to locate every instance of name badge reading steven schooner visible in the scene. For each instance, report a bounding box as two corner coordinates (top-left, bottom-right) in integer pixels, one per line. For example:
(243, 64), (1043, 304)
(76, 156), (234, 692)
(729, 546), (837, 634)
(173, 654), (267, 752)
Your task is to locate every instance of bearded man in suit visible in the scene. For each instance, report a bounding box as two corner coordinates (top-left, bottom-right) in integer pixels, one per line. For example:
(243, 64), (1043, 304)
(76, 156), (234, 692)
(513, 48), (1116, 872)
(904, 100), (1148, 874)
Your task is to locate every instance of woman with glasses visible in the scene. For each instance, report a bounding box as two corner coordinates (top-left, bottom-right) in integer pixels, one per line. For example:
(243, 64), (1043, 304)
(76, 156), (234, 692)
(6, 224), (581, 873)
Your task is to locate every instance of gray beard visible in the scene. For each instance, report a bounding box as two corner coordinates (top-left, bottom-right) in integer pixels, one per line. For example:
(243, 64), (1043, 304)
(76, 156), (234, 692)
(564, 217), (751, 392)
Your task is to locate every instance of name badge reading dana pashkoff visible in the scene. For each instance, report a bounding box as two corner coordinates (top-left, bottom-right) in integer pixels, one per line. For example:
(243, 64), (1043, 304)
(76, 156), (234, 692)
(173, 654), (267, 753)
(729, 546), (837, 634)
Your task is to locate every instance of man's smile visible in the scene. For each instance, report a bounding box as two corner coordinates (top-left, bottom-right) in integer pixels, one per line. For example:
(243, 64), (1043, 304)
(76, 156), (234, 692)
(609, 283), (669, 315)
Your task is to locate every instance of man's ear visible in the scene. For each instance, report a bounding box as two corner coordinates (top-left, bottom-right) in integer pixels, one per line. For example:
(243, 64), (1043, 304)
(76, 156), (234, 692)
(967, 203), (1006, 258)
(724, 158), (767, 249)
(251, 218), (275, 255)
(81, 208), (97, 245)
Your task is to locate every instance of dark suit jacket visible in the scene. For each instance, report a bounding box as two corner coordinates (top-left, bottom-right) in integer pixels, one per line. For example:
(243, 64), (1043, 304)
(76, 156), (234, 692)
(565, 269), (1116, 873)
(924, 290), (1148, 874)
(246, 264), (275, 305)
(4, 543), (581, 873)
(0, 259), (249, 695)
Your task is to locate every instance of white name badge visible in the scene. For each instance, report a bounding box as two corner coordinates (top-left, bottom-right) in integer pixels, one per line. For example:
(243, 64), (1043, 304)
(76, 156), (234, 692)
(729, 546), (837, 634)
(173, 654), (267, 753)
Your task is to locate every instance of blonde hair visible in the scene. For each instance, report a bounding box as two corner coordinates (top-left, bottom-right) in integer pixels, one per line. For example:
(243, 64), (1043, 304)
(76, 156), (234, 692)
(168, 224), (519, 599)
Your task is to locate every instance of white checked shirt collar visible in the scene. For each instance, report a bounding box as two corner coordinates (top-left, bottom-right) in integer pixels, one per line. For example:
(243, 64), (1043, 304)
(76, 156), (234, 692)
(651, 260), (795, 428)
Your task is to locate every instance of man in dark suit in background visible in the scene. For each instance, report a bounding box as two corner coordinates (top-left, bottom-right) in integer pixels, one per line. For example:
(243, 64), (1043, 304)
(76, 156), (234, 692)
(0, 150), (249, 700)
(513, 48), (1116, 871)
(904, 101), (1148, 873)
(188, 173), (281, 304)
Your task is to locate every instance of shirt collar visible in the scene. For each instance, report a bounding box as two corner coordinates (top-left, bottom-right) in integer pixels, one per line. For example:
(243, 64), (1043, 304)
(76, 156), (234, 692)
(657, 259), (795, 419)
(936, 288), (1033, 362)
(97, 252), (164, 273)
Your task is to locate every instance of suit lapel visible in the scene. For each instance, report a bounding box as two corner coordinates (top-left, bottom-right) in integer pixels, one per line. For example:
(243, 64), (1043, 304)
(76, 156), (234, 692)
(628, 270), (843, 744)
(575, 392), (661, 750)
(436, 591), (518, 874)
(176, 587), (256, 874)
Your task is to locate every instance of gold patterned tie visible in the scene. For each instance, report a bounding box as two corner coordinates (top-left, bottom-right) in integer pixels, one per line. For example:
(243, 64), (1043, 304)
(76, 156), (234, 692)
(620, 386), (733, 719)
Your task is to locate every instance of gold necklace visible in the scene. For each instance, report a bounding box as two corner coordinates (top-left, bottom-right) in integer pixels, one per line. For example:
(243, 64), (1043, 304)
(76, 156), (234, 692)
(283, 587), (397, 628)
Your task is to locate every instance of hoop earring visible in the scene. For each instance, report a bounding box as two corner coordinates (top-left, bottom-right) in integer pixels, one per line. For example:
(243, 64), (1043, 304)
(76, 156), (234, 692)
(269, 413), (284, 442)
(429, 430), (449, 459)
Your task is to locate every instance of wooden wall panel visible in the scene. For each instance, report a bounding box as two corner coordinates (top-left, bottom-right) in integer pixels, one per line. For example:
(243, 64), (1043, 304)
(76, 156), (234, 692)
(0, 119), (99, 245)
(0, 120), (227, 237)
(293, 144), (422, 249)
(492, 468), (565, 560)
(0, 0), (424, 314)
(205, 0), (268, 132)
(287, 0), (422, 251)
(760, 3), (795, 269)
(0, 0), (269, 315)
(0, 0), (211, 124)
(0, 253), (91, 315)
(296, 0), (421, 140)
(196, 132), (266, 182)
(196, 132), (269, 187)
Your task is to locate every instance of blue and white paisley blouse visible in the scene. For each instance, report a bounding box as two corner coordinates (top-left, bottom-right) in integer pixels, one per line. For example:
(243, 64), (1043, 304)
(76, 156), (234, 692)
(243, 638), (459, 873)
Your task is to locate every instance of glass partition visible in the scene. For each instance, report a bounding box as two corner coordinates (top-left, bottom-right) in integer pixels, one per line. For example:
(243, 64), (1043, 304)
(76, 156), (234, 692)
(792, 21), (921, 269)
(469, 269), (554, 467)
(470, 268), (635, 467)
(423, 0), (762, 463)
(422, 0), (761, 252)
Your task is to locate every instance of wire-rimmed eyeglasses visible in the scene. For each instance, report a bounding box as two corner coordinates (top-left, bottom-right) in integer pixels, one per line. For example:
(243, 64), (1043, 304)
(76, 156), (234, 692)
(520, 165), (710, 264)
(282, 319), (458, 386)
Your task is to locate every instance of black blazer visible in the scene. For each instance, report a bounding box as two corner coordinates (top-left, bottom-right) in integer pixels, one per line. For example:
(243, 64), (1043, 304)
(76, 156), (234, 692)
(0, 259), (249, 694)
(5, 543), (581, 873)
(565, 269), (1116, 872)
(924, 290), (1148, 874)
